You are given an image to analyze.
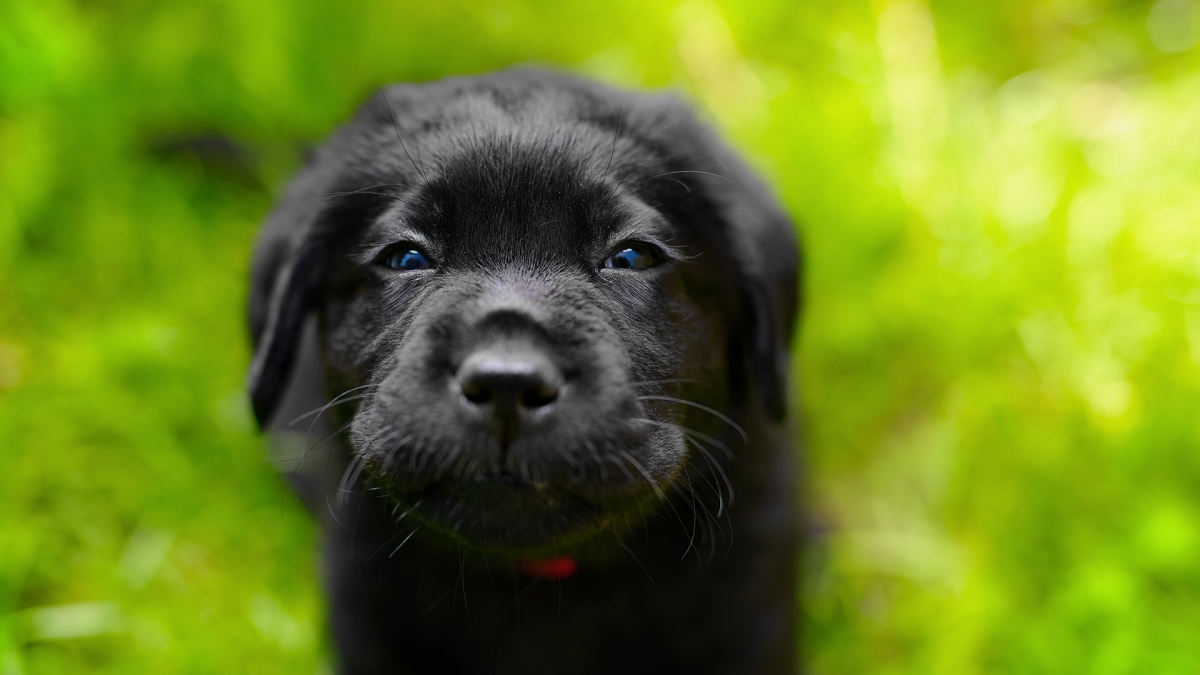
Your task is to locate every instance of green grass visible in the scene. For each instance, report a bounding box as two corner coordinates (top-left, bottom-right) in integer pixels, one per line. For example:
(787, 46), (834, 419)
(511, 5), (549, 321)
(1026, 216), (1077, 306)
(3, 0), (1199, 672)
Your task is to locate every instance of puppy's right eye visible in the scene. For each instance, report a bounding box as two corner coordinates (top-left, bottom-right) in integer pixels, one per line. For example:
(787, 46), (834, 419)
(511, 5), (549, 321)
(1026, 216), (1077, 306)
(380, 246), (433, 272)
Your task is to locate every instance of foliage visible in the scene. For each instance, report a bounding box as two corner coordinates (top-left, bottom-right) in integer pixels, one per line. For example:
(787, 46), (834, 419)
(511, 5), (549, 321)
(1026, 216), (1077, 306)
(2, 0), (1199, 672)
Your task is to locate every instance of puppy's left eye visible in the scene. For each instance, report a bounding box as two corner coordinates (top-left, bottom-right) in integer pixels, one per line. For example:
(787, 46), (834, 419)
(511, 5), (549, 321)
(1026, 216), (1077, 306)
(380, 246), (433, 271)
(603, 243), (660, 271)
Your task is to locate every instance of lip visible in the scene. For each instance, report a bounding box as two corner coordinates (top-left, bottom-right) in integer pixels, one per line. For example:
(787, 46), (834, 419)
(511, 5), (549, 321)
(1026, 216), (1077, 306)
(410, 475), (609, 550)
(424, 473), (587, 515)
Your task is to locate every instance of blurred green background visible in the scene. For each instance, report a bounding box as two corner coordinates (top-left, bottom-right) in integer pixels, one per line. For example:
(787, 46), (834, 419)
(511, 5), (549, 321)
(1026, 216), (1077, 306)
(3, 0), (1199, 672)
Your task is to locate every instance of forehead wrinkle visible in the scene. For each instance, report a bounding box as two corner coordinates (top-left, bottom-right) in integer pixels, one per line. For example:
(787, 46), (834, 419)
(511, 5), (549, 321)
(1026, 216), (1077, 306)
(431, 130), (610, 263)
(364, 111), (672, 269)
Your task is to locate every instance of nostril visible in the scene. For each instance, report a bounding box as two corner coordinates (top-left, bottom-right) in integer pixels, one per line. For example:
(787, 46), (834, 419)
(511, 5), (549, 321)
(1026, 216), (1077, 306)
(461, 379), (491, 405)
(521, 382), (558, 410)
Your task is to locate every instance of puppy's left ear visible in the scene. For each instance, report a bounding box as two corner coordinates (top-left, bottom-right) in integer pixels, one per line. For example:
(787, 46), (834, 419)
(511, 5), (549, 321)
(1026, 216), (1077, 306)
(731, 190), (801, 423)
(699, 145), (800, 423)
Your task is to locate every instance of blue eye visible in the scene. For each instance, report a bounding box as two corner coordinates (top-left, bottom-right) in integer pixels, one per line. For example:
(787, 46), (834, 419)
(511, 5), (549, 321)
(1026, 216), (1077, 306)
(381, 247), (432, 271)
(603, 243), (659, 271)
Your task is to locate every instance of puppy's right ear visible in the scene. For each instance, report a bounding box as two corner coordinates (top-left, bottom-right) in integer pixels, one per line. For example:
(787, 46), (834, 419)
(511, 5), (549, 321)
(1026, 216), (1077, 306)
(247, 245), (323, 428)
(247, 169), (333, 428)
(246, 86), (430, 427)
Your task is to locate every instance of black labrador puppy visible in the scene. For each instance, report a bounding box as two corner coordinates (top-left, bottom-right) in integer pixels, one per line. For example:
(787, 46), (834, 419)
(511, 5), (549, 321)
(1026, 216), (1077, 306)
(248, 68), (800, 674)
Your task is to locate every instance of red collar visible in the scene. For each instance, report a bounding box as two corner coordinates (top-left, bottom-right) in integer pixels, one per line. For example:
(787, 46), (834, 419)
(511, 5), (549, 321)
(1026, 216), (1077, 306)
(519, 556), (578, 580)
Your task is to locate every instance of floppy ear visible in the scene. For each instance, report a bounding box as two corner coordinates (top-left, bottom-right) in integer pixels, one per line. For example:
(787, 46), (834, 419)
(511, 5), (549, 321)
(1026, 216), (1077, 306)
(638, 93), (800, 421)
(247, 244), (325, 428)
(246, 86), (433, 427)
(619, 96), (799, 422)
(247, 165), (337, 428)
(732, 193), (800, 423)
(743, 259), (798, 422)
(697, 134), (800, 422)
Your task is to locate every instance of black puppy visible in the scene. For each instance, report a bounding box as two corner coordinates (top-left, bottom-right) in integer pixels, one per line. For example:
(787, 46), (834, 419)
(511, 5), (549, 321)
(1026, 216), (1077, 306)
(248, 68), (800, 674)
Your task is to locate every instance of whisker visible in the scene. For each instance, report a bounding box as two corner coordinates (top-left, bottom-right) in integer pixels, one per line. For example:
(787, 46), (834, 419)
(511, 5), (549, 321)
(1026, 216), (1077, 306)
(609, 452), (635, 483)
(388, 526), (421, 558)
(584, 439), (608, 483)
(635, 395), (748, 444)
(287, 384), (380, 427)
(631, 417), (734, 461)
(691, 454), (724, 538)
(383, 92), (429, 182)
(320, 192), (414, 206)
(362, 524), (417, 570)
(514, 220), (559, 248)
(278, 387), (377, 519)
(684, 436), (735, 513)
(280, 416), (354, 497)
(336, 453), (366, 507)
(409, 437), (427, 472)
(617, 450), (665, 502)
(633, 169), (736, 189)
(371, 426), (400, 452)
(671, 478), (699, 560)
(631, 416), (737, 515)
(671, 430), (726, 516)
(303, 183), (414, 203)
(285, 395), (372, 434)
(663, 178), (691, 194)
(550, 443), (583, 474)
(325, 492), (353, 532)
(434, 442), (465, 478)
(380, 434), (414, 473)
(458, 547), (470, 618)
(603, 92), (628, 182)
(315, 417), (357, 485)
(676, 425), (735, 462)
(604, 525), (654, 584)
(680, 466), (721, 563)
(512, 570), (543, 606)
(391, 499), (420, 520)
(618, 450), (694, 549)
(627, 378), (697, 388)
(614, 152), (723, 191)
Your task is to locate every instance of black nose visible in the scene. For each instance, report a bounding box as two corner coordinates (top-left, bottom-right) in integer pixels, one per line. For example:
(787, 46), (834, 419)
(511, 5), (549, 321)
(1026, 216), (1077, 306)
(456, 343), (562, 437)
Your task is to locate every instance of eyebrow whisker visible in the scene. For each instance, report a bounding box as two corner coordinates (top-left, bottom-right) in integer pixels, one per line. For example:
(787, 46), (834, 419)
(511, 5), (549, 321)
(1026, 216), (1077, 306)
(303, 183), (415, 202)
(320, 192), (414, 206)
(614, 152), (725, 191)
(602, 92), (628, 182)
(633, 170), (736, 190)
(384, 92), (429, 182)
(663, 178), (691, 194)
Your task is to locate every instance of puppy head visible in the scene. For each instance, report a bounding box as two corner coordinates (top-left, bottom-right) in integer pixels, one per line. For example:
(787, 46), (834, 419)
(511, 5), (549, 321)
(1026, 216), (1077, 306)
(248, 70), (798, 552)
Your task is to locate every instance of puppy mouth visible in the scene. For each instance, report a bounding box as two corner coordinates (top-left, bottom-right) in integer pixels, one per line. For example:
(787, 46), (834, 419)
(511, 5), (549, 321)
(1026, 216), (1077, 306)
(352, 392), (678, 550)
(409, 473), (615, 551)
(434, 472), (573, 511)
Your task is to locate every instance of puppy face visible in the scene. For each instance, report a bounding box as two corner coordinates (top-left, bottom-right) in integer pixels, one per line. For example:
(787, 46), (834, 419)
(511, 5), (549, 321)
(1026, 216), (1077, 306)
(249, 70), (798, 553)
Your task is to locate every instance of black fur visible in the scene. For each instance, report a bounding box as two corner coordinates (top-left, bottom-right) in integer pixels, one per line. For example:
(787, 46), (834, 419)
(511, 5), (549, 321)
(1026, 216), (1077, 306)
(248, 68), (801, 674)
